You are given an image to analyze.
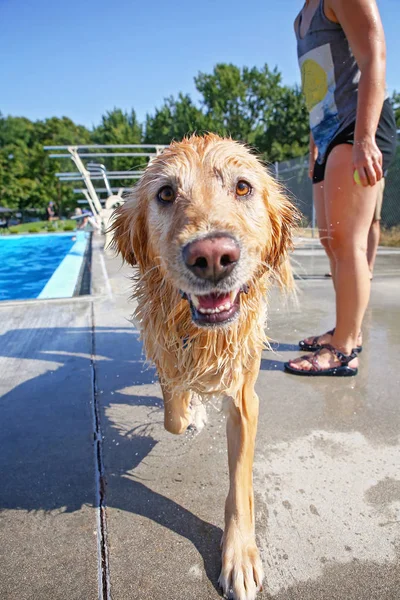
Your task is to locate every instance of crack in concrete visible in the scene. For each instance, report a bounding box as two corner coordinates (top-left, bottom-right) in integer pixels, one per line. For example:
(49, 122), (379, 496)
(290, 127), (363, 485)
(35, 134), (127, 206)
(90, 301), (111, 600)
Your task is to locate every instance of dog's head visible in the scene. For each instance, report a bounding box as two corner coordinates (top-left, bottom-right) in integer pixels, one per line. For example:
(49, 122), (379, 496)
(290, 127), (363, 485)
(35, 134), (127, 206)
(112, 134), (297, 328)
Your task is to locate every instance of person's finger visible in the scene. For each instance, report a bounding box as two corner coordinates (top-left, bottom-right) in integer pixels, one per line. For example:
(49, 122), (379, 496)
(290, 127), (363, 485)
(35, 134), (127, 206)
(372, 157), (383, 182)
(364, 161), (377, 187)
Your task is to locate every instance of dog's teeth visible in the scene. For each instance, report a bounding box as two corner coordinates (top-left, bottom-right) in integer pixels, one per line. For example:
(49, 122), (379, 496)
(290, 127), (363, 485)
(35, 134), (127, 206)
(197, 300), (236, 315)
(229, 290), (237, 303)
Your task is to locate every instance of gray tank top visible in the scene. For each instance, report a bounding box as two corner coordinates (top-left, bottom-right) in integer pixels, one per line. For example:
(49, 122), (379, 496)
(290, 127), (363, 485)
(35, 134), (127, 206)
(296, 0), (360, 163)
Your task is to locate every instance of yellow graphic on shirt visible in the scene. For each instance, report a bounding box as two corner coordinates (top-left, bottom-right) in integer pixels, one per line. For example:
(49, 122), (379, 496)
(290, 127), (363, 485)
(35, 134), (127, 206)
(301, 59), (328, 111)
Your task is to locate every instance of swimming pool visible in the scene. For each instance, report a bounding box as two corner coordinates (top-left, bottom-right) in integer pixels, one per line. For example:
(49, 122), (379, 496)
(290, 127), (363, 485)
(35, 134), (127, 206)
(0, 232), (89, 301)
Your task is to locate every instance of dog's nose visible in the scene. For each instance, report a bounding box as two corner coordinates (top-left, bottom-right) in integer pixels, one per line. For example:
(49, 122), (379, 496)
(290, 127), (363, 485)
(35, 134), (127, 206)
(183, 235), (240, 282)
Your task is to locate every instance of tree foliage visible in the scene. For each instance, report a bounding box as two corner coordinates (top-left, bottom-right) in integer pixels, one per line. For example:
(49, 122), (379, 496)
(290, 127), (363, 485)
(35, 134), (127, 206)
(144, 94), (207, 144)
(145, 64), (310, 160)
(392, 91), (400, 128)
(1, 63), (397, 213)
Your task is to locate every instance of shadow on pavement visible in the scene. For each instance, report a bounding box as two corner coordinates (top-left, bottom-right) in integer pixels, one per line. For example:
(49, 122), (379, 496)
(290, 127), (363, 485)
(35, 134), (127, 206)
(261, 343), (300, 371)
(0, 326), (222, 594)
(267, 343), (300, 352)
(260, 358), (286, 371)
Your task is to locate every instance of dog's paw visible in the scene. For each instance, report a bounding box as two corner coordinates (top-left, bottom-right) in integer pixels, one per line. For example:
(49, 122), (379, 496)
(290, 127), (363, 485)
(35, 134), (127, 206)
(219, 538), (264, 600)
(189, 393), (207, 432)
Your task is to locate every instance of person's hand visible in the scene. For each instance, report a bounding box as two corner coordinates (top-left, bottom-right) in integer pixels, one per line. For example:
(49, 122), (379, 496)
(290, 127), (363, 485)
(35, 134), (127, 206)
(353, 136), (383, 187)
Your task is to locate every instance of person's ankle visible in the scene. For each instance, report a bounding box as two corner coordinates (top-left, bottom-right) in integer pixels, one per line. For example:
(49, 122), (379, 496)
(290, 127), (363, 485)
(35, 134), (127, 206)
(330, 339), (354, 356)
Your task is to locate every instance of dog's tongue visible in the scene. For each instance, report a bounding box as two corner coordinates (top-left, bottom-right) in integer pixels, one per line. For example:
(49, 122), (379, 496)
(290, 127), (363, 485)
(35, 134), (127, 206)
(197, 292), (231, 310)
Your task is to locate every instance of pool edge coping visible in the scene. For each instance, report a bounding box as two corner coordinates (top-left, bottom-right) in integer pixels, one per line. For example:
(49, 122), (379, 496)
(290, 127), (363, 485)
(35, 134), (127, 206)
(38, 231), (89, 299)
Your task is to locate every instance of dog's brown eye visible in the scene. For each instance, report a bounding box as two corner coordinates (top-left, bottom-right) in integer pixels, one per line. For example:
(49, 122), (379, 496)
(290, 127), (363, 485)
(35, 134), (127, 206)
(157, 186), (176, 203)
(236, 180), (252, 197)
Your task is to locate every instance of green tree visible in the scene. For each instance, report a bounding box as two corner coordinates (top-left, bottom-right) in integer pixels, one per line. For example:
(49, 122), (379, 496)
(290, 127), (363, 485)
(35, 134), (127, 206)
(194, 64), (250, 138)
(0, 114), (92, 213)
(92, 108), (141, 145)
(144, 94), (207, 144)
(91, 108), (143, 177)
(392, 91), (400, 128)
(144, 64), (309, 162)
(253, 84), (309, 162)
(195, 63), (309, 160)
(0, 64), (313, 216)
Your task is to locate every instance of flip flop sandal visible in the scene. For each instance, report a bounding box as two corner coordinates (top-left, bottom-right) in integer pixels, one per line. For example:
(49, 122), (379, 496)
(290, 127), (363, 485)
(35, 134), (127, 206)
(299, 328), (363, 354)
(284, 345), (358, 377)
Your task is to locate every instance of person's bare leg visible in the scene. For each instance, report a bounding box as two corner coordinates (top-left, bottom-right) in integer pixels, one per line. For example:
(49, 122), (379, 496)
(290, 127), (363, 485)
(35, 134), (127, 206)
(314, 180), (336, 283)
(367, 178), (385, 277)
(326, 145), (378, 356)
(289, 144), (377, 372)
(367, 219), (380, 276)
(301, 181), (336, 347)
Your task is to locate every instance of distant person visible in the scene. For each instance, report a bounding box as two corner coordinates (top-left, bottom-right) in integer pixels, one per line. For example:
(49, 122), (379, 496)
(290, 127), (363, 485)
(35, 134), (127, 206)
(46, 201), (57, 221)
(285, 0), (397, 377)
(77, 210), (100, 232)
(77, 213), (90, 230)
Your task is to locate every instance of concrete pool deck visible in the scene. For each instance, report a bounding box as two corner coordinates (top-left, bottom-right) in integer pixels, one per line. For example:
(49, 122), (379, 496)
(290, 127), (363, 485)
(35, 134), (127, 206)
(0, 235), (399, 600)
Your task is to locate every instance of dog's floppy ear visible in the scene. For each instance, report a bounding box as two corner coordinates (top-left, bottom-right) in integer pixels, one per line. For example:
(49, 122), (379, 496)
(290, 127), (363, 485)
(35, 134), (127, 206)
(110, 190), (148, 268)
(262, 175), (299, 286)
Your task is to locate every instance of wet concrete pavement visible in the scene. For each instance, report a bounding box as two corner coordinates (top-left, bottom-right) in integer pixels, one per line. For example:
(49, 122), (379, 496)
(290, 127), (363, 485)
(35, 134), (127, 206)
(1, 238), (399, 599)
(0, 298), (99, 600)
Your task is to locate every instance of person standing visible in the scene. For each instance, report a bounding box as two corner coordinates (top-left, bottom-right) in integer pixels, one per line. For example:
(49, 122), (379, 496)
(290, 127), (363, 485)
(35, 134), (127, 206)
(46, 201), (56, 221)
(285, 0), (397, 376)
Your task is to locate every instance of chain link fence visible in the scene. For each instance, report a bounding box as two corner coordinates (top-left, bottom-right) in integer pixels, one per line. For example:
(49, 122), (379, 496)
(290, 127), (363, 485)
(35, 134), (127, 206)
(275, 134), (400, 236)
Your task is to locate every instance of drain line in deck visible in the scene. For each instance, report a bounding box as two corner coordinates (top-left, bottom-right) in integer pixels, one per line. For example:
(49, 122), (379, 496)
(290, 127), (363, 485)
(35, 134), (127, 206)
(90, 301), (111, 600)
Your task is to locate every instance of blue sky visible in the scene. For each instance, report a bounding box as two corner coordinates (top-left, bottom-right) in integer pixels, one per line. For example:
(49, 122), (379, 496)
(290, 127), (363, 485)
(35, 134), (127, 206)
(1, 0), (399, 129)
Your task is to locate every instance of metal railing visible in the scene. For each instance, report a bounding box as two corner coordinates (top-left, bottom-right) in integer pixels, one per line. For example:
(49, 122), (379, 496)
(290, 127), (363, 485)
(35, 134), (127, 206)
(44, 144), (168, 229)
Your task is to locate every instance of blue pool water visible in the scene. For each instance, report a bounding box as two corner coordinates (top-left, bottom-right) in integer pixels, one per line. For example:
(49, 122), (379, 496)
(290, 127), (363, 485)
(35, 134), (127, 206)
(0, 234), (76, 301)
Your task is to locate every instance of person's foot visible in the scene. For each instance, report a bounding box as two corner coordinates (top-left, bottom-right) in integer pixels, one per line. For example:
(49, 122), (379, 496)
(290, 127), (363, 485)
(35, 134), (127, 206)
(285, 345), (359, 376)
(299, 329), (362, 352)
(301, 330), (334, 348)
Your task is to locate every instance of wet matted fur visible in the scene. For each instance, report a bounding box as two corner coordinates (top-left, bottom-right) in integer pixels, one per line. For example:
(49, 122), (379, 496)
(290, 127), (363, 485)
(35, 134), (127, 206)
(112, 134), (297, 600)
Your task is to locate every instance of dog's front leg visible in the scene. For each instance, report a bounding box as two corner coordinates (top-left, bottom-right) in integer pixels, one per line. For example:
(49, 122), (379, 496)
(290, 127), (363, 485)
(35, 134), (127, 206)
(219, 362), (264, 600)
(161, 384), (192, 434)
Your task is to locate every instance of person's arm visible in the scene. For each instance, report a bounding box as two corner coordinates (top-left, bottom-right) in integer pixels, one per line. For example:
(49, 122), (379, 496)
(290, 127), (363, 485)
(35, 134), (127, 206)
(328, 0), (386, 186)
(308, 132), (318, 179)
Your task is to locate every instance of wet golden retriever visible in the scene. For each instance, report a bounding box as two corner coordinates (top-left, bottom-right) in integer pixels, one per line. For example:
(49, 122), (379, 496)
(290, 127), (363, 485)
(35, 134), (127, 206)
(112, 134), (297, 600)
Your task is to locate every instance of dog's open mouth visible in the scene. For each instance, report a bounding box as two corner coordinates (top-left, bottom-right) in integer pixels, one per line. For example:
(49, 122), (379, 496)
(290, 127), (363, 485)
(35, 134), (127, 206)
(185, 288), (246, 326)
